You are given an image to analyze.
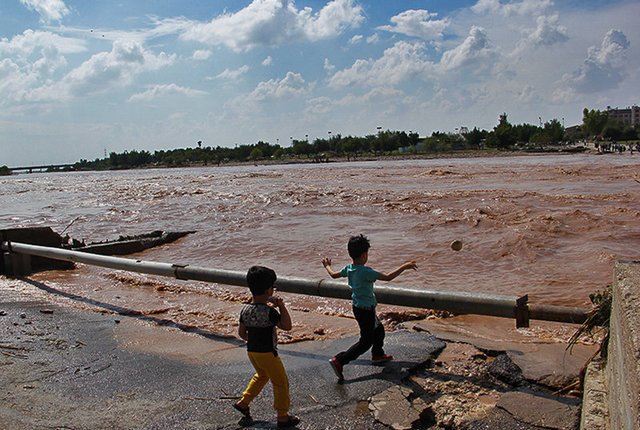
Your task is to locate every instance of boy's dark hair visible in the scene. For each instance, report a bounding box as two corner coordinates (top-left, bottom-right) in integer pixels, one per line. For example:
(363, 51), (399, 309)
(246, 265), (277, 296)
(348, 234), (370, 259)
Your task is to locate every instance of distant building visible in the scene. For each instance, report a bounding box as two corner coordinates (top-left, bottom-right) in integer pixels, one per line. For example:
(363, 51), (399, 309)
(606, 105), (640, 126)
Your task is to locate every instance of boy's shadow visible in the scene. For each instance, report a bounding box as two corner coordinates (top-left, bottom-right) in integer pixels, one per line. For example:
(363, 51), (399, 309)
(337, 359), (417, 385)
(237, 417), (300, 429)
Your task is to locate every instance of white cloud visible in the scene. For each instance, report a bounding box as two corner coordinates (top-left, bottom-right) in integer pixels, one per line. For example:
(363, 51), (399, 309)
(323, 58), (335, 73)
(299, 0), (365, 41)
(439, 26), (497, 72)
(305, 96), (333, 115)
(250, 71), (308, 100)
(215, 65), (249, 80)
(519, 14), (568, 49)
(377, 10), (449, 42)
(304, 87), (404, 116)
(349, 35), (363, 45)
(129, 83), (207, 102)
(0, 30), (86, 104)
(178, 0), (364, 52)
(262, 55), (273, 66)
(517, 84), (539, 103)
(0, 29), (86, 58)
(20, 0), (70, 24)
(329, 41), (433, 88)
(472, 0), (552, 17)
(226, 71), (310, 116)
(192, 49), (211, 60)
(561, 29), (630, 94)
(366, 33), (379, 44)
(27, 40), (175, 101)
(0, 58), (34, 104)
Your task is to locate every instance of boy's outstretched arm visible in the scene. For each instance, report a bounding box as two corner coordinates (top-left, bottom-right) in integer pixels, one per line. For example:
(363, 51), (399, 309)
(377, 261), (418, 282)
(322, 257), (342, 279)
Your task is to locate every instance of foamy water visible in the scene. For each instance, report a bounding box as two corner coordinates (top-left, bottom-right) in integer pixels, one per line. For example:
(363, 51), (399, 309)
(2, 153), (639, 340)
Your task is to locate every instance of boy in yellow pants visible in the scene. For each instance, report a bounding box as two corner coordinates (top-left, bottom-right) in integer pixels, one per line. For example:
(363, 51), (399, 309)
(234, 265), (300, 428)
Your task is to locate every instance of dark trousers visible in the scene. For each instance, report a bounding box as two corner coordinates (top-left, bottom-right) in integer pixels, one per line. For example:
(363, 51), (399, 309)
(336, 306), (385, 365)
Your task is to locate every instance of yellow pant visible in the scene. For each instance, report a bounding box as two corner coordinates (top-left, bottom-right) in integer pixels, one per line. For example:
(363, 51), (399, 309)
(241, 351), (290, 417)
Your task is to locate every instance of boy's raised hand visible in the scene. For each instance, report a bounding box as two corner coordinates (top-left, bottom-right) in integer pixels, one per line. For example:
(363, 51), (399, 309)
(268, 295), (284, 307)
(403, 261), (418, 271)
(322, 257), (332, 267)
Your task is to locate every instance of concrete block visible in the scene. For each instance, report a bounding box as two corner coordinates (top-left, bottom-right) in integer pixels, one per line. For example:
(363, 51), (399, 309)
(607, 261), (640, 430)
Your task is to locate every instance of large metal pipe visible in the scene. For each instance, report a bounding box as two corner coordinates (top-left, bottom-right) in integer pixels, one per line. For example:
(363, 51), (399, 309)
(1, 241), (589, 326)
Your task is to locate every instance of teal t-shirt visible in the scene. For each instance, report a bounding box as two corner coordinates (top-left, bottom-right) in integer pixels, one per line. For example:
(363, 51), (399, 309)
(339, 264), (381, 308)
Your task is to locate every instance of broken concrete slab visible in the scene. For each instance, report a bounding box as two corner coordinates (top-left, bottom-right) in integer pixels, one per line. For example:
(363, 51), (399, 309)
(497, 391), (580, 429)
(368, 385), (429, 430)
(411, 315), (597, 390)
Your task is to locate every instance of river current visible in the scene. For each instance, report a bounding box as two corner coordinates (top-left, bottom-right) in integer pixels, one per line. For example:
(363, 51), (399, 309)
(2, 153), (639, 342)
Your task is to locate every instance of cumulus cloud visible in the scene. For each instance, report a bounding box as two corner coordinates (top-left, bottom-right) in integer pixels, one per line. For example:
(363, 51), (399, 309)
(215, 65), (249, 80)
(329, 41), (433, 88)
(0, 30), (86, 104)
(226, 71), (309, 114)
(561, 29), (630, 94)
(439, 26), (497, 72)
(129, 83), (207, 102)
(0, 29), (86, 58)
(262, 55), (273, 66)
(472, 0), (552, 16)
(192, 49), (211, 60)
(366, 34), (380, 44)
(27, 40), (175, 101)
(518, 14), (568, 50)
(178, 0), (364, 52)
(301, 0), (365, 40)
(377, 9), (449, 41)
(20, 0), (70, 24)
(249, 71), (308, 100)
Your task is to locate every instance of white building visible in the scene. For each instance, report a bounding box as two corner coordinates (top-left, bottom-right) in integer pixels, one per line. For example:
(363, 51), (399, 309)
(606, 105), (640, 126)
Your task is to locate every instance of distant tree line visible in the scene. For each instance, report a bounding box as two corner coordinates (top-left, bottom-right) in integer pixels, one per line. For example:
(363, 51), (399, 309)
(70, 114), (570, 170)
(9, 107), (638, 173)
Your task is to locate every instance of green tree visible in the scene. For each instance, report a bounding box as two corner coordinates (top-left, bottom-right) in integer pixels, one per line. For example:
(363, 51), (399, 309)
(249, 147), (263, 160)
(582, 108), (609, 137)
(490, 113), (516, 148)
(543, 119), (564, 143)
(463, 127), (487, 148)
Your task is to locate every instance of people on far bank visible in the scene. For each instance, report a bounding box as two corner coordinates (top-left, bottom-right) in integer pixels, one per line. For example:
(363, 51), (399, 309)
(322, 234), (418, 382)
(234, 265), (300, 428)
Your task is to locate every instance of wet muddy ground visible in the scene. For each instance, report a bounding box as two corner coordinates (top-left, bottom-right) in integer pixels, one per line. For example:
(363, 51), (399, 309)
(1, 276), (597, 429)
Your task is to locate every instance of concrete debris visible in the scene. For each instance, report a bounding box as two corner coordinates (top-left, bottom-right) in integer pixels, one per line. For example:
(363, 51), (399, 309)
(368, 385), (429, 430)
(497, 391), (580, 429)
(488, 353), (523, 386)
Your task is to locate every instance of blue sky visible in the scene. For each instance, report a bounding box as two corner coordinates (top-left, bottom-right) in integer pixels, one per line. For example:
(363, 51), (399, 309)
(1, 0), (638, 166)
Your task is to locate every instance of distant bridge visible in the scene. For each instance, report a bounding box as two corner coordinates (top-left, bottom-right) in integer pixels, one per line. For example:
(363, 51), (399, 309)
(7, 163), (76, 173)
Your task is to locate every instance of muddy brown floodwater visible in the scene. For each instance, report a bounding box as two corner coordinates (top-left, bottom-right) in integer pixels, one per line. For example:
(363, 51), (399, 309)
(2, 153), (639, 346)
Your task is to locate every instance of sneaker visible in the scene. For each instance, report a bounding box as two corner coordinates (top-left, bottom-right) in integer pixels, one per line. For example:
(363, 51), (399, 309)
(277, 414), (300, 428)
(329, 357), (344, 381)
(372, 354), (393, 364)
(233, 401), (251, 418)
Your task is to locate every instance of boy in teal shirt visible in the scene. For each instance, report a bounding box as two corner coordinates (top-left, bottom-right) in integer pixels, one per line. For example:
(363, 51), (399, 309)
(322, 234), (417, 382)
